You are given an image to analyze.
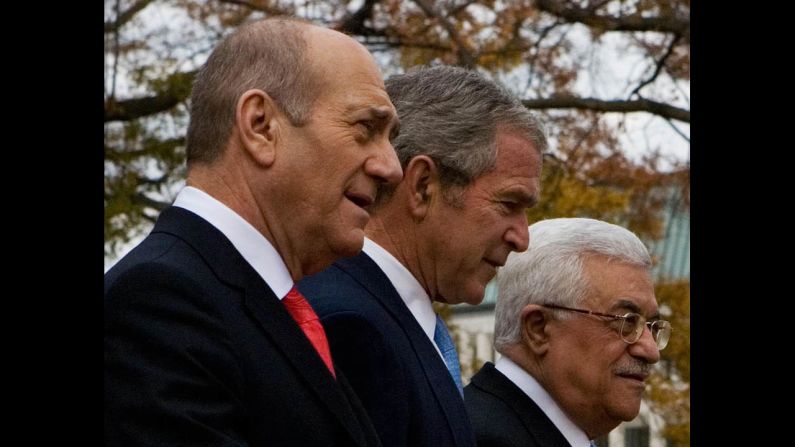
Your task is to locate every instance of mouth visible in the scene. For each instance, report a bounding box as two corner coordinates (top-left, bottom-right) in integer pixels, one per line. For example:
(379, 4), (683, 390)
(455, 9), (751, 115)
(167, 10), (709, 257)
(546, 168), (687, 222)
(345, 191), (374, 211)
(617, 372), (648, 383)
(484, 258), (504, 269)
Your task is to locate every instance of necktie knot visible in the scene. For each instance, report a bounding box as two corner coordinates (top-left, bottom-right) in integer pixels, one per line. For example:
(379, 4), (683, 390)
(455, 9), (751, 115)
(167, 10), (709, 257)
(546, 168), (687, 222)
(283, 288), (317, 324)
(283, 286), (335, 378)
(433, 314), (463, 396)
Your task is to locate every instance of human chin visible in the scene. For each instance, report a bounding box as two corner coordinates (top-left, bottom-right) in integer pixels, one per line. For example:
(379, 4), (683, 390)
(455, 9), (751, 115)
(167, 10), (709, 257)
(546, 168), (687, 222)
(606, 395), (643, 422)
(608, 382), (644, 418)
(455, 279), (488, 306)
(328, 225), (366, 259)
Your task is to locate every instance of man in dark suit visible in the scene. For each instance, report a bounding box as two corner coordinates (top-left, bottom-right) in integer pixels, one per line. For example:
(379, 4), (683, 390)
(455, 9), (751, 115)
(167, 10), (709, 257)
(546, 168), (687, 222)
(465, 218), (672, 447)
(104, 18), (403, 446)
(299, 66), (546, 447)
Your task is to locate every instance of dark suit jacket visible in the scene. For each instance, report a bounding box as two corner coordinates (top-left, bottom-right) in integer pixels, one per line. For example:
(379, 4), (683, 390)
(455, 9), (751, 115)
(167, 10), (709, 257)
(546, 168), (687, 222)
(298, 252), (476, 447)
(104, 207), (382, 447)
(464, 362), (571, 447)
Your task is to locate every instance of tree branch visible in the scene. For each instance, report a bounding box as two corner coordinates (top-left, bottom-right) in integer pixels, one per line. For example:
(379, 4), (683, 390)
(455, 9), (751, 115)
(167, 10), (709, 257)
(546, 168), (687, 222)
(133, 192), (170, 211)
(105, 93), (185, 122)
(411, 0), (476, 67)
(535, 0), (689, 41)
(104, 0), (156, 33)
(522, 96), (689, 123)
(217, 0), (292, 15)
(665, 119), (690, 143)
(336, 0), (381, 36)
(630, 35), (680, 98)
(105, 71), (196, 122)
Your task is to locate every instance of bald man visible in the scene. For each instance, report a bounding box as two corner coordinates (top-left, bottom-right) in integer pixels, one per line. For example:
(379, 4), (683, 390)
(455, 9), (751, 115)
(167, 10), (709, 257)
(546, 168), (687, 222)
(105, 18), (402, 446)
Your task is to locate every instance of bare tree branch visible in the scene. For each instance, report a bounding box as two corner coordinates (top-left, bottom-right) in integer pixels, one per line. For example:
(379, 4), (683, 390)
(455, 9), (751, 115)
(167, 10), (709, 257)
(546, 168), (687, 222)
(665, 119), (690, 143)
(133, 192), (170, 211)
(525, 19), (564, 92)
(105, 71), (196, 122)
(217, 0), (292, 15)
(522, 96), (689, 123)
(336, 0), (381, 36)
(104, 0), (156, 33)
(536, 0), (689, 41)
(630, 35), (680, 98)
(105, 93), (185, 122)
(412, 0), (476, 68)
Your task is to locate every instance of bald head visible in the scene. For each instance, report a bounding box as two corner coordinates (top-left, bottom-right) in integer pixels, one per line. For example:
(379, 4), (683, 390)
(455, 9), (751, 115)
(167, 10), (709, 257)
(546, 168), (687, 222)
(187, 18), (367, 165)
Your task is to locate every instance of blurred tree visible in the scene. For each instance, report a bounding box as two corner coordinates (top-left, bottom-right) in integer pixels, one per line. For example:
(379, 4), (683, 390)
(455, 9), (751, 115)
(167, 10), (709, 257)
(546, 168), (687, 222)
(648, 279), (690, 446)
(105, 1), (689, 438)
(105, 0), (689, 258)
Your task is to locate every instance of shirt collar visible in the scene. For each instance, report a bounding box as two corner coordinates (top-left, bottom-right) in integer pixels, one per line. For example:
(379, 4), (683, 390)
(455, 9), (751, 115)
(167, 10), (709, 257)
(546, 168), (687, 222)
(362, 237), (437, 344)
(495, 356), (592, 447)
(173, 186), (293, 299)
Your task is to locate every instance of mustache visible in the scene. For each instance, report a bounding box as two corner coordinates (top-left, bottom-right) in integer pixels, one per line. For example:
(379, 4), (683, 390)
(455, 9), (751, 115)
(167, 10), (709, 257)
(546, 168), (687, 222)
(614, 361), (651, 376)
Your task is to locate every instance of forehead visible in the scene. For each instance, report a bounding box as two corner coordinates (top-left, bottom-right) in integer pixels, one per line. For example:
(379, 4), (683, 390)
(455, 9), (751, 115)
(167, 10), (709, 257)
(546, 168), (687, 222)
(582, 255), (657, 315)
(306, 28), (394, 115)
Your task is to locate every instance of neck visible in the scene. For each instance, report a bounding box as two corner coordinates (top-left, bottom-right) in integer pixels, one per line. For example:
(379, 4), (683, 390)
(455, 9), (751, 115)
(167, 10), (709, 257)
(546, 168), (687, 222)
(366, 213), (436, 300)
(187, 163), (306, 281)
(502, 345), (616, 440)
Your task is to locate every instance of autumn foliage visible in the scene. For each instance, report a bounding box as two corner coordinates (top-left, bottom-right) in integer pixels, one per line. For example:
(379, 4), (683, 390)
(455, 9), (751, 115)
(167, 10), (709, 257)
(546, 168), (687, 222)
(105, 0), (690, 443)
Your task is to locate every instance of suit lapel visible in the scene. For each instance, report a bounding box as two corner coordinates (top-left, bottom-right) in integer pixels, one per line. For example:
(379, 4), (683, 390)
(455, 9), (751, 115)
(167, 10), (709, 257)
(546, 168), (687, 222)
(241, 283), (367, 446)
(154, 207), (368, 447)
(336, 253), (475, 446)
(471, 363), (571, 447)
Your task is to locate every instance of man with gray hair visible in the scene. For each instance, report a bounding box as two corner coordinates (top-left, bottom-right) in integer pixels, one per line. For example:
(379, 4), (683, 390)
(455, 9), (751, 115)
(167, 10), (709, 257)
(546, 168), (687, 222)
(105, 18), (402, 446)
(465, 218), (672, 447)
(299, 65), (546, 447)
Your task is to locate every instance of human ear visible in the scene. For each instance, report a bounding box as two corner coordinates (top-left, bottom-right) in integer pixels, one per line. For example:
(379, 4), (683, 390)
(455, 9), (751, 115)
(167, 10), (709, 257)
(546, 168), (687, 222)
(235, 89), (281, 167)
(404, 155), (440, 220)
(521, 304), (551, 356)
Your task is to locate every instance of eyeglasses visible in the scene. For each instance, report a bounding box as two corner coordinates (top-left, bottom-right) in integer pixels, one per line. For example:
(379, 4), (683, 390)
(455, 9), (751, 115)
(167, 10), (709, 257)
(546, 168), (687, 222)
(541, 303), (672, 350)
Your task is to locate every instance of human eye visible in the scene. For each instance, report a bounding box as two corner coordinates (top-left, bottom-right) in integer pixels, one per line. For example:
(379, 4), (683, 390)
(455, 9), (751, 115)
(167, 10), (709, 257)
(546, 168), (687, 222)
(619, 313), (643, 338)
(498, 199), (525, 215)
(648, 319), (665, 337)
(356, 120), (376, 136)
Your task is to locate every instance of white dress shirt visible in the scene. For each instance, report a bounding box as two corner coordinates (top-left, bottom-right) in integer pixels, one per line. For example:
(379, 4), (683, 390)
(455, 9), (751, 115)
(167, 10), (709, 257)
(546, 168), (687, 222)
(495, 356), (592, 447)
(362, 237), (445, 361)
(173, 186), (293, 300)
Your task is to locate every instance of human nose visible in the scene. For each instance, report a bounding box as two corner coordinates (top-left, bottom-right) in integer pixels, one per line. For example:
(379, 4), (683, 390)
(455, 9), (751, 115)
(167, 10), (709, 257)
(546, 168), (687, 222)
(628, 324), (661, 364)
(504, 213), (529, 252)
(365, 140), (403, 185)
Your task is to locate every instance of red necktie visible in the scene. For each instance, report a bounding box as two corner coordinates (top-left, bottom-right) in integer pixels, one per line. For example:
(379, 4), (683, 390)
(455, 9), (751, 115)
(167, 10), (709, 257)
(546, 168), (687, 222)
(282, 286), (336, 378)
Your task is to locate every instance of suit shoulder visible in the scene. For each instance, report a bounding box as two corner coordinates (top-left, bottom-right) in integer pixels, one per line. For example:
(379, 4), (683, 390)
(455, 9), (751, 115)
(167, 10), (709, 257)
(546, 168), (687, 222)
(299, 266), (384, 316)
(105, 234), (239, 324)
(106, 232), (211, 286)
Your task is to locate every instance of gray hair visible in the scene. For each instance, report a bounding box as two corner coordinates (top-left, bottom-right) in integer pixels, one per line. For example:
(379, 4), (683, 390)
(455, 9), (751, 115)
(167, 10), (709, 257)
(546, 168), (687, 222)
(493, 218), (652, 352)
(379, 65), (547, 205)
(186, 18), (318, 165)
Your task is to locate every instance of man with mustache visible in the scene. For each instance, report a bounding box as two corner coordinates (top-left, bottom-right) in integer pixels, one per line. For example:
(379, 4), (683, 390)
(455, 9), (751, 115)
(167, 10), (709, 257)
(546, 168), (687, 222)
(465, 218), (671, 447)
(298, 65), (546, 447)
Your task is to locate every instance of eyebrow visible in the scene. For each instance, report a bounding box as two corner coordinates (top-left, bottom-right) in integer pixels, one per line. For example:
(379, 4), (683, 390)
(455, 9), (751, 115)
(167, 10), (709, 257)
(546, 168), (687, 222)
(612, 298), (660, 319)
(366, 106), (400, 140)
(503, 189), (539, 209)
(357, 106), (400, 140)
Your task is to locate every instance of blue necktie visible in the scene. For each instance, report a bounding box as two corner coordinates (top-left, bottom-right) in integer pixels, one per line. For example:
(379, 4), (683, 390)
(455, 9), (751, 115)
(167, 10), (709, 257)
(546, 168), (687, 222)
(433, 314), (463, 396)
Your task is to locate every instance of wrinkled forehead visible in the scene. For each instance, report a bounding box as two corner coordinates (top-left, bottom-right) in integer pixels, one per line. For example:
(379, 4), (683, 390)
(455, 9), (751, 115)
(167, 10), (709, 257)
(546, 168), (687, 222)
(582, 256), (657, 315)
